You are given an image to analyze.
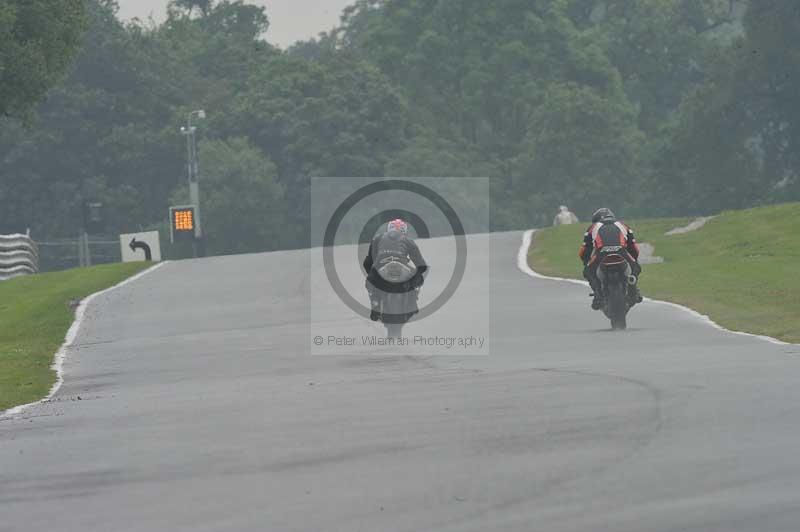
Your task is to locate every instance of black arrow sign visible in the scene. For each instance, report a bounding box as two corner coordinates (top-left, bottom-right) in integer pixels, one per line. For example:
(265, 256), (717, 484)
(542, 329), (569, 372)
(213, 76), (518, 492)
(129, 238), (152, 261)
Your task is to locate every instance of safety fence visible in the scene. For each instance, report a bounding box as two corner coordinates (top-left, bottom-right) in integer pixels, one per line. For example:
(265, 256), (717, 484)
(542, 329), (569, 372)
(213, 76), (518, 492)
(0, 233), (39, 281)
(36, 237), (121, 272)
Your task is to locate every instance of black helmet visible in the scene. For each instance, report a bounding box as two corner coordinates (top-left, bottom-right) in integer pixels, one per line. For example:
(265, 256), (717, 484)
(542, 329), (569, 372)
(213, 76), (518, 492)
(591, 208), (616, 224)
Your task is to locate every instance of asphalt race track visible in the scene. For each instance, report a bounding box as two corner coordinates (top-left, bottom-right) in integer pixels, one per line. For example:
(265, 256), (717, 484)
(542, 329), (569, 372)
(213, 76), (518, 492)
(2, 232), (800, 532)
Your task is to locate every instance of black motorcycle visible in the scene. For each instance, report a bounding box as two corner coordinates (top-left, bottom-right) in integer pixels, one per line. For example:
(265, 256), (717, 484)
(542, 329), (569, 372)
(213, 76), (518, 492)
(377, 290), (418, 338)
(596, 250), (638, 330)
(374, 259), (419, 338)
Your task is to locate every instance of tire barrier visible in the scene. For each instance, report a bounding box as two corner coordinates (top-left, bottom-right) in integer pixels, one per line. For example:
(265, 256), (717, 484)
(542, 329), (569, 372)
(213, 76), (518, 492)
(0, 234), (39, 281)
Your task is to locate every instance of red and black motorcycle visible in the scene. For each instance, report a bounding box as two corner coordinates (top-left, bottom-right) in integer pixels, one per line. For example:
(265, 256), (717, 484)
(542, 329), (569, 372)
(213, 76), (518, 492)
(596, 248), (639, 330)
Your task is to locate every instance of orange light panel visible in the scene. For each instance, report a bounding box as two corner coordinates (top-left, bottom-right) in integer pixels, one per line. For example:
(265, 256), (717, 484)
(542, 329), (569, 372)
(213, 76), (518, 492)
(173, 209), (195, 232)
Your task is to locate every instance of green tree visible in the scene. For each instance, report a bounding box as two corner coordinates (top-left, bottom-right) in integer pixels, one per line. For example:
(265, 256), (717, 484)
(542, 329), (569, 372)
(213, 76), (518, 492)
(4, 0), (794, 265)
(652, 0), (800, 214)
(0, 0), (280, 242)
(171, 138), (286, 254)
(0, 0), (182, 237)
(336, 0), (643, 227)
(169, 0), (213, 17)
(0, 0), (87, 117)
(569, 0), (736, 132)
(740, 0), (800, 198)
(511, 82), (644, 224)
(229, 53), (408, 244)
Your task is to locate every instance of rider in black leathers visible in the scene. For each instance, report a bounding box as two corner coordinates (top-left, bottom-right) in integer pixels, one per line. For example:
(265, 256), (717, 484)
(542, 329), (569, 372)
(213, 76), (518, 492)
(363, 219), (428, 321)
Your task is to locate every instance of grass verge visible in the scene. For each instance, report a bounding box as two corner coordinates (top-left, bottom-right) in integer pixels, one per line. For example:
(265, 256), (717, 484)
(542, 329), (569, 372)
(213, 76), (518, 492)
(529, 203), (800, 343)
(0, 262), (152, 412)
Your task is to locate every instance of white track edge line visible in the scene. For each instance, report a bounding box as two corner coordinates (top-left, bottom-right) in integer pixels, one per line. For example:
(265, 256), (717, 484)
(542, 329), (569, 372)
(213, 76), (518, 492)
(517, 229), (790, 347)
(2, 262), (168, 419)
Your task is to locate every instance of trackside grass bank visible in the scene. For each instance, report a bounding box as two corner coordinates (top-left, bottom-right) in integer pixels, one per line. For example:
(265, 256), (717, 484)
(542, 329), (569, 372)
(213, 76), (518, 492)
(529, 203), (800, 344)
(0, 263), (151, 412)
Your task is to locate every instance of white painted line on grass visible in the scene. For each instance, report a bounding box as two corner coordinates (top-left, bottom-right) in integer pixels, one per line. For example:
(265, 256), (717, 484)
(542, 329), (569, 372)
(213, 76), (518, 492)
(2, 262), (168, 419)
(517, 229), (588, 287)
(518, 229), (790, 346)
(665, 216), (715, 236)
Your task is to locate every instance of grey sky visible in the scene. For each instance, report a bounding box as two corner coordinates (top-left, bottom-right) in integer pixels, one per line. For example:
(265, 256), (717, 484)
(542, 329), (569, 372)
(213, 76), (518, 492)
(117, 0), (353, 48)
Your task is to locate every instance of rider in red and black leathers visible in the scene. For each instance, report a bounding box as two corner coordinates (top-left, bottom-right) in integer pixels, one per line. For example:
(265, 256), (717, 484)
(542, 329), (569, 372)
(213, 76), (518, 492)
(579, 208), (642, 310)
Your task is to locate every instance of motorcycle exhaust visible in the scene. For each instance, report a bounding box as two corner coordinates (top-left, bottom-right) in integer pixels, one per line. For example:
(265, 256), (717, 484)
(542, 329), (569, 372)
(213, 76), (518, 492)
(628, 275), (638, 286)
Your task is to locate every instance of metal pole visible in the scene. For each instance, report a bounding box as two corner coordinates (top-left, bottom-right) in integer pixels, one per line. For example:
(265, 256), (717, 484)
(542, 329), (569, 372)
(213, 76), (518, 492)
(78, 231), (85, 267)
(185, 123), (194, 184)
(184, 124), (197, 259)
(190, 128), (206, 257)
(184, 110), (205, 258)
(189, 128), (202, 238)
(84, 232), (92, 267)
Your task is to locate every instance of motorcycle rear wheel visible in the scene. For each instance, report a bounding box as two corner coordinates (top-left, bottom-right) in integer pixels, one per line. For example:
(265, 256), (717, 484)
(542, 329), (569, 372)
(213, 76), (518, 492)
(386, 323), (404, 338)
(606, 283), (628, 331)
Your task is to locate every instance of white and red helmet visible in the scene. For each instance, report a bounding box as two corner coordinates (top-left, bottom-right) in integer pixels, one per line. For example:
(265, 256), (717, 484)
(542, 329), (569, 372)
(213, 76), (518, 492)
(387, 218), (409, 235)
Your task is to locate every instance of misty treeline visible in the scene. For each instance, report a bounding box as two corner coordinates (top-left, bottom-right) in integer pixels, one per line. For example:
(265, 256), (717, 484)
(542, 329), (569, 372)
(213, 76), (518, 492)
(0, 0), (797, 257)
